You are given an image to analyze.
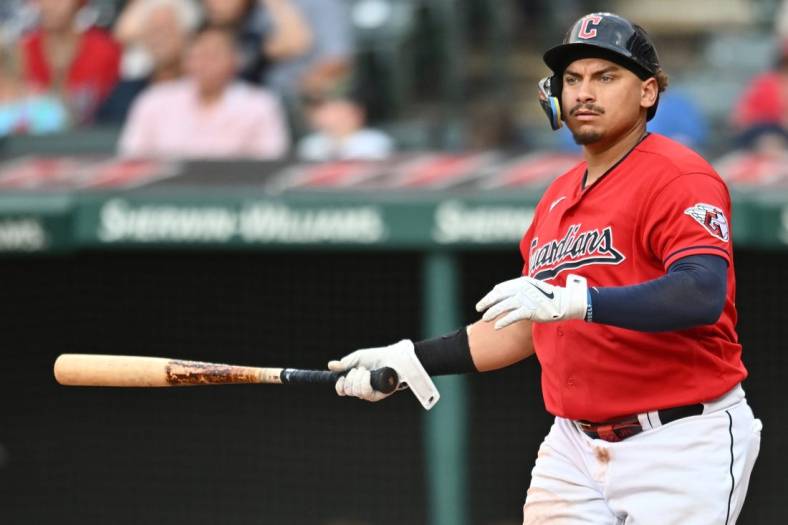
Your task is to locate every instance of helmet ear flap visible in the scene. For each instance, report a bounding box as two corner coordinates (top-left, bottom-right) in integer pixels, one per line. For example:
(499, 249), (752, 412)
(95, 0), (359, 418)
(538, 75), (563, 130)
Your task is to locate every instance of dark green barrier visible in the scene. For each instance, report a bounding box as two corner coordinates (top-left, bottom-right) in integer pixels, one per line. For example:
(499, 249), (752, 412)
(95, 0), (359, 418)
(0, 191), (787, 252)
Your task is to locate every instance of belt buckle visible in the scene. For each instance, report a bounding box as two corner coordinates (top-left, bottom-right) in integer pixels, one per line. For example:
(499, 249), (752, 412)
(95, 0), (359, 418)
(596, 424), (624, 442)
(576, 420), (595, 432)
(577, 415), (643, 442)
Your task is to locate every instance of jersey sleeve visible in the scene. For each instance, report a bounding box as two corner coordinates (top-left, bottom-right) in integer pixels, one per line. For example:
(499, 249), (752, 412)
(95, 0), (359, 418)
(641, 172), (733, 270)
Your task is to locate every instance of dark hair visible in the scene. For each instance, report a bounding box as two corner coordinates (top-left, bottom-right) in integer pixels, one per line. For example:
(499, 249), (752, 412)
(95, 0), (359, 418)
(301, 76), (366, 109)
(655, 69), (669, 92)
(204, 0), (256, 28)
(192, 24), (239, 53)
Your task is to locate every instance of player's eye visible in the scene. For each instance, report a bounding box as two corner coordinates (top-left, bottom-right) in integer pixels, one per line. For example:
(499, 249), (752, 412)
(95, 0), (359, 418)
(599, 75), (614, 83)
(564, 76), (578, 85)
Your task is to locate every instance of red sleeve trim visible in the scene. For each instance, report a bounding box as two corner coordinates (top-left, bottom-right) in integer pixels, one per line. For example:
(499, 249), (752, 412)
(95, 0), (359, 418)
(663, 245), (731, 269)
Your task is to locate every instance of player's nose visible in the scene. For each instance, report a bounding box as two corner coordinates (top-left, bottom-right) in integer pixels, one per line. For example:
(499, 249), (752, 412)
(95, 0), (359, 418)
(574, 79), (596, 103)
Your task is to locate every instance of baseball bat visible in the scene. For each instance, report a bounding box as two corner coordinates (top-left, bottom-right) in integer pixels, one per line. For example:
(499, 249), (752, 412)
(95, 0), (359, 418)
(53, 354), (398, 393)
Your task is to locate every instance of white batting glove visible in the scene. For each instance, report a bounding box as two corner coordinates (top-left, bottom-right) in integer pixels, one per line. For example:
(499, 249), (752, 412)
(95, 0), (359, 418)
(476, 274), (589, 329)
(328, 339), (440, 410)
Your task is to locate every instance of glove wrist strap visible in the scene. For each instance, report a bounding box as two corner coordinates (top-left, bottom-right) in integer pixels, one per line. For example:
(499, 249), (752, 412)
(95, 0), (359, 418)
(585, 289), (594, 322)
(565, 274), (590, 320)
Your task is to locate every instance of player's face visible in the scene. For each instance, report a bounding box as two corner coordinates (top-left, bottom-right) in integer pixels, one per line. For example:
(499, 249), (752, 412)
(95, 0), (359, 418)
(561, 58), (657, 146)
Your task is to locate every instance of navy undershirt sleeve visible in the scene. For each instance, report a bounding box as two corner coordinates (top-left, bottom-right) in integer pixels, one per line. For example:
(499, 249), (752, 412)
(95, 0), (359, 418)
(588, 254), (728, 332)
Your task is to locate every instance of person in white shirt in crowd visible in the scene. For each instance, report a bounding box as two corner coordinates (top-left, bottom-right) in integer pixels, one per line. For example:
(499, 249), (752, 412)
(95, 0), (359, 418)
(297, 87), (393, 161)
(119, 25), (289, 159)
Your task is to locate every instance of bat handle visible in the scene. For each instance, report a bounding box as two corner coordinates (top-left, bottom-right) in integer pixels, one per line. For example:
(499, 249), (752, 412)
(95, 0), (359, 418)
(367, 367), (399, 394)
(280, 367), (399, 394)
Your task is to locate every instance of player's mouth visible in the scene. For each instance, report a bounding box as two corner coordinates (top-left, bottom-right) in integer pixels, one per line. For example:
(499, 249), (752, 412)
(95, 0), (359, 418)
(570, 104), (605, 121)
(573, 111), (601, 120)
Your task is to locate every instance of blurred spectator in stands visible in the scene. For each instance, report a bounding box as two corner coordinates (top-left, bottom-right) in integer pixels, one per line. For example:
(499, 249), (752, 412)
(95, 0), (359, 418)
(119, 27), (289, 159)
(732, 124), (788, 155)
(464, 96), (524, 151)
(199, 0), (352, 136)
(113, 0), (150, 79)
(647, 90), (708, 150)
(297, 85), (393, 161)
(113, 0), (200, 79)
(19, 0), (121, 124)
(280, 0), (353, 99)
(778, 0), (788, 38)
(201, 0), (351, 98)
(558, 88), (708, 152)
(0, 33), (68, 136)
(202, 0), (312, 85)
(731, 38), (788, 149)
(97, 0), (200, 124)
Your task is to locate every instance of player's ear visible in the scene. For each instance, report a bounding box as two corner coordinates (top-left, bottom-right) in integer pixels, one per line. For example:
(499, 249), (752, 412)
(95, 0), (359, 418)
(640, 77), (658, 110)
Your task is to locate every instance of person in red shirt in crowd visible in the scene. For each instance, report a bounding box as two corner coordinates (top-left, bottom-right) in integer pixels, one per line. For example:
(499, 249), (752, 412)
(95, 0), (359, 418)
(0, 31), (68, 136)
(731, 39), (788, 151)
(19, 0), (120, 124)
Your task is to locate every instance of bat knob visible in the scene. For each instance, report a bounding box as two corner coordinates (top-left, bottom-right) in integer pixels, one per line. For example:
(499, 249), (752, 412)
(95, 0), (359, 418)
(370, 367), (399, 394)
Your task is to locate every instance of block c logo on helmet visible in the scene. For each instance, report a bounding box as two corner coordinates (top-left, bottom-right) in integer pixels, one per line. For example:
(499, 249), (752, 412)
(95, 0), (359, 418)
(577, 14), (604, 39)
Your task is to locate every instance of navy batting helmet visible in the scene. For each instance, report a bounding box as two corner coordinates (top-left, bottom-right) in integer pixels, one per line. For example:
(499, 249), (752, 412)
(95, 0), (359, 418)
(538, 12), (661, 130)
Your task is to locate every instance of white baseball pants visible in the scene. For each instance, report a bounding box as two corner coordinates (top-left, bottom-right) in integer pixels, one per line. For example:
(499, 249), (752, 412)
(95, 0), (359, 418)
(522, 385), (761, 524)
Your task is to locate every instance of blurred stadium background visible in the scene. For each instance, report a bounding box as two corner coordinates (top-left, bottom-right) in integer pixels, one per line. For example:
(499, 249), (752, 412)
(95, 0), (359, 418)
(0, 0), (786, 524)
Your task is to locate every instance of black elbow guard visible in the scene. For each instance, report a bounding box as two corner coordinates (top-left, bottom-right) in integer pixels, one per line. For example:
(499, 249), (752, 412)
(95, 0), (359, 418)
(414, 328), (477, 376)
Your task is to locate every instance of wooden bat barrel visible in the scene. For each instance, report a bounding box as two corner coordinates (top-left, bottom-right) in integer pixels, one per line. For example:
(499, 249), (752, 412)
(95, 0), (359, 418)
(53, 354), (282, 387)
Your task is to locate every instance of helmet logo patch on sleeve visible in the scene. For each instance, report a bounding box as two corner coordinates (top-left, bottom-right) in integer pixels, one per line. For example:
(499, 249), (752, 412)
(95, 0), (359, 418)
(577, 15), (603, 39)
(684, 203), (729, 242)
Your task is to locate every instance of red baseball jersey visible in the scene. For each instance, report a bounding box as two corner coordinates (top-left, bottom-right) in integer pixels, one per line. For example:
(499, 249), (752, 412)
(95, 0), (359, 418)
(521, 133), (747, 422)
(21, 28), (120, 115)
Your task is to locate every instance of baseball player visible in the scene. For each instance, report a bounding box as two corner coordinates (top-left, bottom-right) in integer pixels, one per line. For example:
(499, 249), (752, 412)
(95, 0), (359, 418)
(329, 13), (761, 524)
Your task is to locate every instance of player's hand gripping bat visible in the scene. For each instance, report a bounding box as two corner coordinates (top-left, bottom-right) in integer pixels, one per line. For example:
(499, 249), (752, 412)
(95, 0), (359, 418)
(53, 354), (398, 393)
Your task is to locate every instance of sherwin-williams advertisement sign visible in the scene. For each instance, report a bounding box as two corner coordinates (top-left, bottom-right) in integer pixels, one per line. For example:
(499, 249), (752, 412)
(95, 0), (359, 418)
(0, 154), (784, 252)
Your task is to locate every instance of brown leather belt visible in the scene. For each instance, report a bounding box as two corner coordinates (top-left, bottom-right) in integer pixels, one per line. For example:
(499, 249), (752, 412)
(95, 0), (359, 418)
(576, 404), (705, 442)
